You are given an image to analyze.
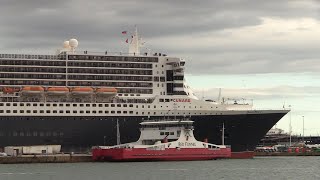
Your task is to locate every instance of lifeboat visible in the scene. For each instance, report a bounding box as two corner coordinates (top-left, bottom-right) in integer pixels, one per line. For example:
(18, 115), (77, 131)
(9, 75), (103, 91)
(71, 87), (94, 95)
(21, 86), (44, 94)
(3, 87), (20, 94)
(96, 88), (117, 96)
(47, 87), (69, 95)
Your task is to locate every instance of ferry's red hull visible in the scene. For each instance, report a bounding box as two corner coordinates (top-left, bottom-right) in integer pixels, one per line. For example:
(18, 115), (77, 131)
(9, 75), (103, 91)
(92, 148), (231, 161)
(231, 151), (254, 159)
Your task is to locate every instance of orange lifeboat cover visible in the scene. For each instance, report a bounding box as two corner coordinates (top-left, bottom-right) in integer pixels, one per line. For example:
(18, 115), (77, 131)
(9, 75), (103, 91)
(3, 87), (20, 93)
(96, 88), (117, 93)
(72, 87), (94, 92)
(22, 86), (44, 91)
(48, 87), (69, 92)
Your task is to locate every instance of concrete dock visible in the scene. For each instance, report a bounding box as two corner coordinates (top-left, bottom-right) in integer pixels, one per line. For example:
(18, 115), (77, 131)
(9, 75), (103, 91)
(0, 154), (92, 164)
(255, 152), (320, 156)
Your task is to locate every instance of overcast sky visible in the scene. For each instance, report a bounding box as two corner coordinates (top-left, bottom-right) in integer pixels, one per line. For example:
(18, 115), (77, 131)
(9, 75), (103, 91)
(1, 0), (320, 135)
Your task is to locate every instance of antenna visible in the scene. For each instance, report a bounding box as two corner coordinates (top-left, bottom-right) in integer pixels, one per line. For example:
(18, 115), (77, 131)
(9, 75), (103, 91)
(222, 122), (225, 145)
(289, 105), (292, 146)
(129, 26), (141, 55)
(116, 119), (121, 145)
(217, 88), (222, 103)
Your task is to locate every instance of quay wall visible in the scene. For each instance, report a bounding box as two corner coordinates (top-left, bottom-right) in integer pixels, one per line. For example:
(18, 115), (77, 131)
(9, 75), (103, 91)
(0, 154), (92, 164)
(255, 152), (320, 156)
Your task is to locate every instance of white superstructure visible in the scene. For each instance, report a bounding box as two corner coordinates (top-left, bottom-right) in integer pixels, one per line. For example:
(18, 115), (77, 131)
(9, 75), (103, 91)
(0, 29), (259, 118)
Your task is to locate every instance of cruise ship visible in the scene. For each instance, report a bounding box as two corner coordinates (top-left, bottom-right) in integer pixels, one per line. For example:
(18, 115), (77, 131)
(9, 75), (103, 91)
(0, 29), (289, 158)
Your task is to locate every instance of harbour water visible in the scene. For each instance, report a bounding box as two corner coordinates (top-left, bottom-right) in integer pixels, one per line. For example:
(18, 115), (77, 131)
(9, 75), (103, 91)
(0, 157), (319, 180)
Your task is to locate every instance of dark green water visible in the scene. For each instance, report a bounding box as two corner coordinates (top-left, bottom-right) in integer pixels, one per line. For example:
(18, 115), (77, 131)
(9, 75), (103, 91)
(0, 157), (319, 180)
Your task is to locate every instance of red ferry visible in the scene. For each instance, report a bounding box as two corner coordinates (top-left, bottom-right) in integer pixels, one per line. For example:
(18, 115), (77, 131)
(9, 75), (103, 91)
(92, 119), (231, 161)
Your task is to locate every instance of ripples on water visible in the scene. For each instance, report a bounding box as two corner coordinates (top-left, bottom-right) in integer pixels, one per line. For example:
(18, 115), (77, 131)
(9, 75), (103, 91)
(0, 157), (319, 180)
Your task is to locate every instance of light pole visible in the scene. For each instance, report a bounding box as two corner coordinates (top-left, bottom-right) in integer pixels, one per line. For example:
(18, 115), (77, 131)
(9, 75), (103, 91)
(289, 105), (292, 147)
(302, 116), (305, 143)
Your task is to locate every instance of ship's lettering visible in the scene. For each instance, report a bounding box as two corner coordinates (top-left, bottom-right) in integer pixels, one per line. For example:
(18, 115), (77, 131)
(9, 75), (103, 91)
(178, 142), (196, 146)
(173, 99), (191, 103)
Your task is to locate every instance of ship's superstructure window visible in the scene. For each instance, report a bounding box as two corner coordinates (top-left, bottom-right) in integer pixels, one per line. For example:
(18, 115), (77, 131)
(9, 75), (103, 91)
(0, 54), (155, 95)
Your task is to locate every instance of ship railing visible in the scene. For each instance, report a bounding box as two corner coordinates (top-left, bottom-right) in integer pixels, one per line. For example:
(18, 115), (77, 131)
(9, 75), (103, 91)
(142, 118), (191, 122)
(208, 145), (231, 149)
(220, 98), (253, 105)
(0, 53), (66, 60)
(69, 51), (168, 57)
(69, 51), (148, 57)
(252, 108), (289, 111)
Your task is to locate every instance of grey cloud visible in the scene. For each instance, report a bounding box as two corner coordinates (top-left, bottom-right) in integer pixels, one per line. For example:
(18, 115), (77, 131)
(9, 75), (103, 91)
(0, 0), (320, 74)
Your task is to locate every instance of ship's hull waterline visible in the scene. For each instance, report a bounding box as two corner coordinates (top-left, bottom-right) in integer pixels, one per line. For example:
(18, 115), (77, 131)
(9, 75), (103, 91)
(0, 112), (287, 154)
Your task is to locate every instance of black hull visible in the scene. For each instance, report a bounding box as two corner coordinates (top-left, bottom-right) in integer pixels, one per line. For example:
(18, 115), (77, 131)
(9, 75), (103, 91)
(0, 113), (287, 152)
